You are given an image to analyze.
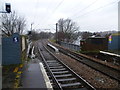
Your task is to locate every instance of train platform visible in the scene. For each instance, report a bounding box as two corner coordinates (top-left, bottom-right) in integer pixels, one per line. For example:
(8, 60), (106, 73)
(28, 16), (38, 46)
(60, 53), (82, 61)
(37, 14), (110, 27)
(100, 51), (120, 57)
(21, 58), (52, 89)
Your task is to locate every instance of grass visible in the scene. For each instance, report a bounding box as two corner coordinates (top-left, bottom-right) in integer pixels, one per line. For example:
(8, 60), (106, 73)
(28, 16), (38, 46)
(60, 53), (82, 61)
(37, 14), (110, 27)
(3, 64), (20, 71)
(49, 39), (56, 43)
(21, 50), (27, 62)
(2, 63), (24, 88)
(2, 64), (20, 88)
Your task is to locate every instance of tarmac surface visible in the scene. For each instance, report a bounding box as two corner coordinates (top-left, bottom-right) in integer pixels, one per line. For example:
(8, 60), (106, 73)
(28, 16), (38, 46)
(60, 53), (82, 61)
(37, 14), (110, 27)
(21, 58), (47, 89)
(0, 65), (1, 89)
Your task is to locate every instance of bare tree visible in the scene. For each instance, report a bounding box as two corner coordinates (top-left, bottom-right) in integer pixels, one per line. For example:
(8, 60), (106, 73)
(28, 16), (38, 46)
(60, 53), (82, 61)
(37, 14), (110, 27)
(28, 31), (53, 41)
(57, 18), (79, 42)
(81, 32), (92, 39)
(0, 11), (26, 36)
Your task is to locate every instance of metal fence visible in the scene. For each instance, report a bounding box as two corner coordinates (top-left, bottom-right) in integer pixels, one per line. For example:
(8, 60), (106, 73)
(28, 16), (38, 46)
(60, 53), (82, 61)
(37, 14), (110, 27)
(60, 41), (80, 51)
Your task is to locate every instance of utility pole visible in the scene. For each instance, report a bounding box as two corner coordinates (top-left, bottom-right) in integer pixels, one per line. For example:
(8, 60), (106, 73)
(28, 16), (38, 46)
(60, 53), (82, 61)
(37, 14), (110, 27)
(118, 1), (120, 31)
(31, 23), (34, 31)
(56, 23), (58, 43)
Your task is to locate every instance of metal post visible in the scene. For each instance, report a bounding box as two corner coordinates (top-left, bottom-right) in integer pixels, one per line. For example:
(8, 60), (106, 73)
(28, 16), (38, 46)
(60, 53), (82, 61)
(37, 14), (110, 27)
(118, 1), (120, 31)
(31, 23), (33, 31)
(56, 23), (58, 43)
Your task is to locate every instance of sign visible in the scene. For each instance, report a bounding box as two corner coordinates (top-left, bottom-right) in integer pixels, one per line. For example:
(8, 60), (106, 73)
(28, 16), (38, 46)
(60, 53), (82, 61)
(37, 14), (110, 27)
(22, 37), (25, 51)
(109, 35), (112, 43)
(13, 37), (19, 43)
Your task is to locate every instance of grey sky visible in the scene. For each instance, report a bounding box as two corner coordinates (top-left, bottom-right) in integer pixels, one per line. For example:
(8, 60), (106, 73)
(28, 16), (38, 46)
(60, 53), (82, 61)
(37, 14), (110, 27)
(0, 0), (119, 33)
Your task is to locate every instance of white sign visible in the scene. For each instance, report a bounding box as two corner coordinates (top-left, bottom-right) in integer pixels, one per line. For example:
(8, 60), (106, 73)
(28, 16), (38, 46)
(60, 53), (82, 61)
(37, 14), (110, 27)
(22, 37), (26, 51)
(13, 37), (19, 43)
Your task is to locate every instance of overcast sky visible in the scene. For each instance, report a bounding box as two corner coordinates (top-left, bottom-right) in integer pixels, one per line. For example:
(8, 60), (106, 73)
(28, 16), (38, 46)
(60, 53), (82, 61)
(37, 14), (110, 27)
(0, 0), (119, 33)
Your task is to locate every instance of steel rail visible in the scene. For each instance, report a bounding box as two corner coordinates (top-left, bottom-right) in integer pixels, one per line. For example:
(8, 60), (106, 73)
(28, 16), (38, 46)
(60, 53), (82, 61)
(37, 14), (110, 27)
(51, 43), (120, 82)
(38, 47), (62, 90)
(40, 43), (95, 90)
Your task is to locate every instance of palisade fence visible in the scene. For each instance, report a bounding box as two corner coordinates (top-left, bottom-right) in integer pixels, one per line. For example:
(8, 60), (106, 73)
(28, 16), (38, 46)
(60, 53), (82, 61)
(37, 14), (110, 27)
(60, 41), (80, 51)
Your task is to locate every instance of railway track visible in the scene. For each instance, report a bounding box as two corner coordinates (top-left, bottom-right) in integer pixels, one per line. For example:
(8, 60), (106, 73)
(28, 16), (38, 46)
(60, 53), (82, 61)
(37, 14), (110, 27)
(37, 42), (95, 90)
(50, 42), (120, 82)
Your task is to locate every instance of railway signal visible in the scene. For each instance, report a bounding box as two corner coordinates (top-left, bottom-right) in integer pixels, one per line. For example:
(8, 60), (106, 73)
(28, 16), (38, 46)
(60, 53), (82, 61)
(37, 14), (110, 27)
(5, 3), (11, 13)
(0, 3), (11, 13)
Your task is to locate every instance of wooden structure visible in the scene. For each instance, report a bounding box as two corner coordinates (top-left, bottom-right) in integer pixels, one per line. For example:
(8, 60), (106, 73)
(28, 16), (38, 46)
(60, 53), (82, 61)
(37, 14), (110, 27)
(80, 37), (108, 51)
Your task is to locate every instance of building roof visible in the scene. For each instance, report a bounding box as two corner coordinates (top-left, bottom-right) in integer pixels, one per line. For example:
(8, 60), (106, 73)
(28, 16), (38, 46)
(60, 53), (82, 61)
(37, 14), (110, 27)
(88, 37), (106, 39)
(112, 33), (120, 36)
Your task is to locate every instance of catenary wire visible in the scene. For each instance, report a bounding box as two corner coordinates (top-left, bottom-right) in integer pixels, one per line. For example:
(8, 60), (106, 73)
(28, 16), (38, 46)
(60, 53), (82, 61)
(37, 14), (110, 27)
(69, 0), (99, 18)
(72, 0), (119, 20)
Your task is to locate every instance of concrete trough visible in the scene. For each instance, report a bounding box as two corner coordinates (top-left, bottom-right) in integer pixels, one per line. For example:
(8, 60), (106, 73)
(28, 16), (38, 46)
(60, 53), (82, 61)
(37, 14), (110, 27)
(47, 43), (59, 53)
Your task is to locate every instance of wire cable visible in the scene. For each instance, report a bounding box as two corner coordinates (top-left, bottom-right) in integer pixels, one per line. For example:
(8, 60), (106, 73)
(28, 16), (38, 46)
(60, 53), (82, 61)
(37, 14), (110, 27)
(69, 0), (99, 18)
(52, 0), (65, 13)
(42, 0), (65, 25)
(72, 0), (119, 20)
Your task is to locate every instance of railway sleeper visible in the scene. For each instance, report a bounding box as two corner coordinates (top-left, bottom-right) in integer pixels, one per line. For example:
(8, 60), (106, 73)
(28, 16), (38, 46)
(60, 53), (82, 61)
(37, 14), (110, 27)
(46, 60), (58, 63)
(49, 66), (64, 69)
(47, 62), (59, 64)
(57, 78), (76, 82)
(51, 68), (66, 71)
(60, 82), (81, 88)
(48, 64), (63, 67)
(63, 87), (87, 90)
(52, 71), (69, 74)
(46, 61), (58, 62)
(48, 63), (61, 66)
(46, 60), (59, 63)
(54, 74), (72, 78)
(58, 78), (80, 85)
(47, 63), (61, 65)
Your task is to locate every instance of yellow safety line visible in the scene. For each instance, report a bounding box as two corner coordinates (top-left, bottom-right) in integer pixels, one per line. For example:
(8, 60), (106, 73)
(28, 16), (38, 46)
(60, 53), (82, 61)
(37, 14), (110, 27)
(13, 67), (19, 72)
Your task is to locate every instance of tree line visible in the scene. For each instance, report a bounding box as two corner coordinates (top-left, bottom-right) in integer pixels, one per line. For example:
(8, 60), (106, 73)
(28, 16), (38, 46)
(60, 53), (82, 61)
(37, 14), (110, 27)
(0, 11), (26, 36)
(0, 11), (117, 42)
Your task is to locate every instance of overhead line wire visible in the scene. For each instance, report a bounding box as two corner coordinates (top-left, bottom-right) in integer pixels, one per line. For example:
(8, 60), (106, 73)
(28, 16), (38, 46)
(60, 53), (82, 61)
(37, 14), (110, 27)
(42, 0), (65, 25)
(52, 0), (65, 13)
(72, 0), (119, 20)
(69, 0), (99, 18)
(34, 0), (65, 30)
(32, 0), (39, 30)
